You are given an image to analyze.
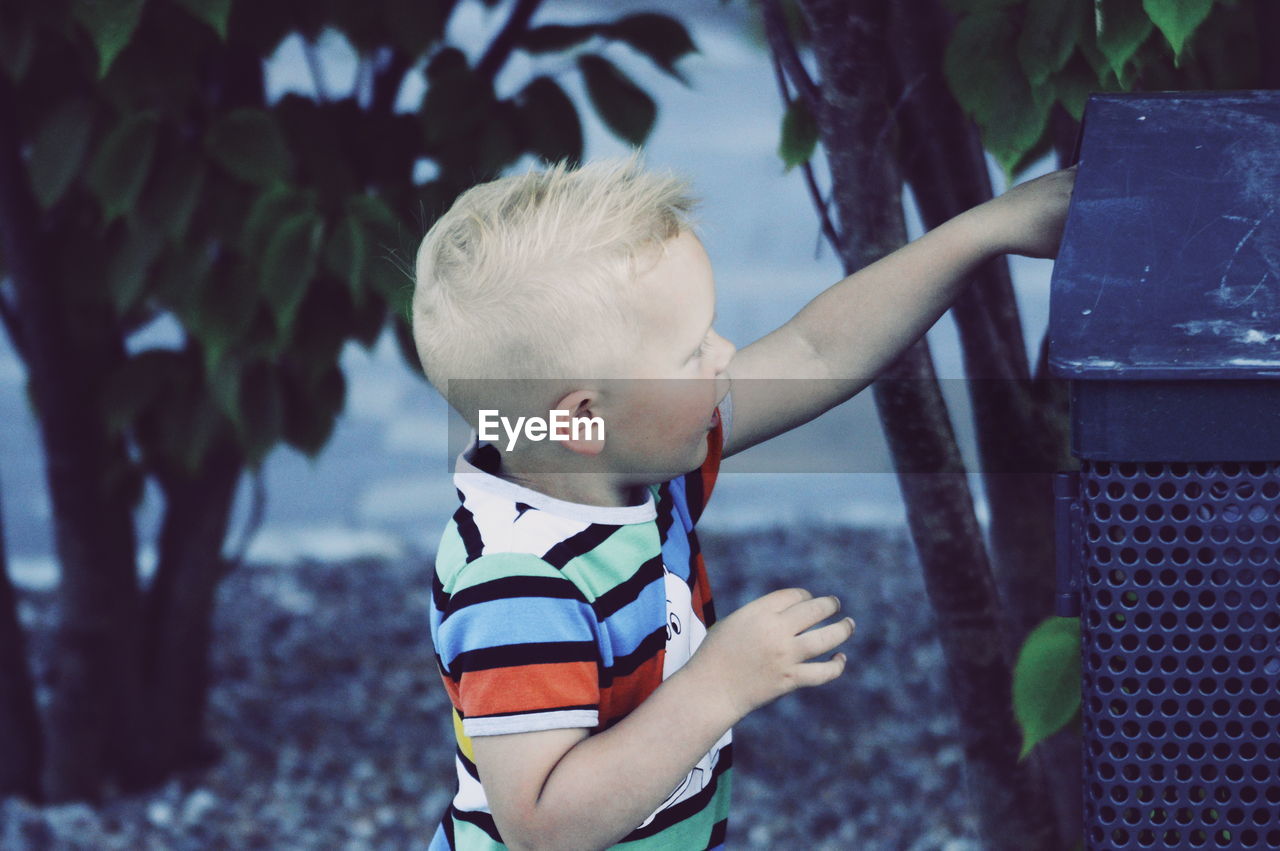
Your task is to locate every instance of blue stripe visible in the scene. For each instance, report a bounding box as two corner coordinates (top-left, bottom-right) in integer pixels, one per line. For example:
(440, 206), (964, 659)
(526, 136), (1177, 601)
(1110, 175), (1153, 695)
(661, 523), (692, 582)
(437, 596), (597, 667)
(596, 577), (666, 665)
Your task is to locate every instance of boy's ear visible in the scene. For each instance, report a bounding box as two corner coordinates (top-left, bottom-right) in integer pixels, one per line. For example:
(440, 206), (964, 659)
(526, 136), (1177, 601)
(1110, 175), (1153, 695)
(551, 389), (606, 457)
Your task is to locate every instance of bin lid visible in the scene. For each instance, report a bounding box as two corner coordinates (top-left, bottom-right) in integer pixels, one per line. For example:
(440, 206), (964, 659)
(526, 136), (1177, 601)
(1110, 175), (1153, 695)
(1048, 91), (1280, 379)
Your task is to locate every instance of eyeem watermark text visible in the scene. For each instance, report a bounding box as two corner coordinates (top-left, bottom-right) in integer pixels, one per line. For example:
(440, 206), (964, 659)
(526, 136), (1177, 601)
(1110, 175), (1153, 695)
(478, 410), (605, 451)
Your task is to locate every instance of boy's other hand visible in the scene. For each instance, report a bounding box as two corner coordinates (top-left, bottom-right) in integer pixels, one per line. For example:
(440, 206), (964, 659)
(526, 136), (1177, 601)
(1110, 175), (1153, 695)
(687, 588), (855, 723)
(977, 164), (1077, 259)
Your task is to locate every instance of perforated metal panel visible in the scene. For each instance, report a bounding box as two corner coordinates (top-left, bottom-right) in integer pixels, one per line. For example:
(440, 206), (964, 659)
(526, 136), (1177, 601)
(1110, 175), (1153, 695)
(1080, 459), (1280, 850)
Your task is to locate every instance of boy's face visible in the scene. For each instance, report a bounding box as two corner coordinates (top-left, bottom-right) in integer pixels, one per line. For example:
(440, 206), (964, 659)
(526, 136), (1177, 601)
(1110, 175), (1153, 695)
(601, 230), (735, 482)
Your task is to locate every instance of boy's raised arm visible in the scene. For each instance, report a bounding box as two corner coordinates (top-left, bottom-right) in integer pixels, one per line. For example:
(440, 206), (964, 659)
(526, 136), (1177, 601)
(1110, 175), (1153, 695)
(721, 166), (1076, 459)
(470, 588), (854, 851)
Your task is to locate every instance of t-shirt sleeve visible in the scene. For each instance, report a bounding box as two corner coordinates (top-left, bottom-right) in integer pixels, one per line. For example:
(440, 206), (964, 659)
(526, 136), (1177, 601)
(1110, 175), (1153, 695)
(435, 552), (601, 737)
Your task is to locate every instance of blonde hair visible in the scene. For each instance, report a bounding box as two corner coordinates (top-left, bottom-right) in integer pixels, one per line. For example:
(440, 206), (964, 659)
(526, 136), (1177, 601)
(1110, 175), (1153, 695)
(412, 153), (698, 412)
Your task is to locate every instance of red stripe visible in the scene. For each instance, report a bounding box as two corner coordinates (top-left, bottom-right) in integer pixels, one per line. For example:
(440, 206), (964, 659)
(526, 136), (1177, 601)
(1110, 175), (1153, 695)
(459, 661), (598, 718)
(599, 651), (665, 725)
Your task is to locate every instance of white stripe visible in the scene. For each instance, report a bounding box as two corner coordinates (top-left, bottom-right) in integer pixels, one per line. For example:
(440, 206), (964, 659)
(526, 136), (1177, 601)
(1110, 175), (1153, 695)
(463, 709), (599, 738)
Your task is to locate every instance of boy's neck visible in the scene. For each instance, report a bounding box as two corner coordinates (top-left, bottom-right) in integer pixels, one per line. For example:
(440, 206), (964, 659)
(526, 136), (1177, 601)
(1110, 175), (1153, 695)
(492, 455), (651, 509)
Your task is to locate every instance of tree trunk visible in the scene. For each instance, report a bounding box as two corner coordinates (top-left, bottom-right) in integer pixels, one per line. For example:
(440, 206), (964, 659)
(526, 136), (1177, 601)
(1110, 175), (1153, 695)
(0, 472), (43, 801)
(889, 1), (1079, 842)
(143, 432), (244, 771)
(0, 73), (156, 802)
(795, 1), (1060, 846)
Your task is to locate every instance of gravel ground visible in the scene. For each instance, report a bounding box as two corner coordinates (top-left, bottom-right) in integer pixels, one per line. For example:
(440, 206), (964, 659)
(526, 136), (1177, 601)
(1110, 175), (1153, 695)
(2, 523), (982, 850)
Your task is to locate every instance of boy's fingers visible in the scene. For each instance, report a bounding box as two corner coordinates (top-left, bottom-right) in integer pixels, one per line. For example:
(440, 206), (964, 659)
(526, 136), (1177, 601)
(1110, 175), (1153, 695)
(764, 587), (813, 611)
(782, 594), (841, 631)
(792, 653), (848, 688)
(795, 616), (855, 659)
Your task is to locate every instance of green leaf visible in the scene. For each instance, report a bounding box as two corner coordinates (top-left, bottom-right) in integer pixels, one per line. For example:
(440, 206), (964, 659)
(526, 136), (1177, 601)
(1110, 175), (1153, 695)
(107, 223), (164, 314)
(135, 147), (205, 240)
(0, 16), (38, 82)
(322, 213), (367, 306)
(261, 211), (322, 340)
(1051, 52), (1098, 122)
(241, 185), (314, 261)
(1095, 0), (1154, 79)
(1013, 616), (1082, 760)
(945, 11), (1052, 176)
(281, 361), (346, 457)
(346, 195), (411, 317)
(192, 255), (259, 370)
(778, 97), (818, 171)
(205, 108), (294, 186)
(1142, 0), (1213, 59)
(86, 110), (159, 223)
(1017, 0), (1086, 87)
(72, 0), (146, 78)
(169, 0), (229, 38)
(577, 54), (656, 146)
(237, 359), (283, 466)
(603, 13), (697, 82)
(519, 23), (601, 54)
(29, 98), (95, 210)
(519, 76), (583, 164)
(150, 238), (214, 315)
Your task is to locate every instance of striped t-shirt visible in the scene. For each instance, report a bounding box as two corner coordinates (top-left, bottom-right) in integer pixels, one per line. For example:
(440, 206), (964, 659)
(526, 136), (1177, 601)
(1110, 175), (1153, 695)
(428, 400), (734, 850)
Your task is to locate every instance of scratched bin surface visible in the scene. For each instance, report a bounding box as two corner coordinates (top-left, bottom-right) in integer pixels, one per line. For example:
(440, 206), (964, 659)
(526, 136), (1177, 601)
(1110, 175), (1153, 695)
(1049, 91), (1280, 380)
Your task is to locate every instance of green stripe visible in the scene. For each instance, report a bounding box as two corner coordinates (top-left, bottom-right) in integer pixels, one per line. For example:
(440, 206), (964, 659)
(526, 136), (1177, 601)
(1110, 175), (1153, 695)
(445, 551), (567, 594)
(450, 816), (503, 849)
(615, 770), (733, 850)
(559, 524), (661, 601)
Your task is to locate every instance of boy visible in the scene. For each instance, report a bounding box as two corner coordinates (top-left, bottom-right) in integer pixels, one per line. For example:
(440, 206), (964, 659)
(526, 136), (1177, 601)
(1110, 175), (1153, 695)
(413, 154), (1075, 850)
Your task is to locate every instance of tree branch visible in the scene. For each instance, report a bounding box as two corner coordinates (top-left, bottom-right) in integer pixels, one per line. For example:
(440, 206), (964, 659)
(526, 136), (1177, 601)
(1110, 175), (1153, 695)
(761, 0), (820, 118)
(0, 283), (24, 362)
(474, 0), (544, 85)
(768, 49), (839, 254)
(372, 48), (413, 114)
(222, 468), (266, 576)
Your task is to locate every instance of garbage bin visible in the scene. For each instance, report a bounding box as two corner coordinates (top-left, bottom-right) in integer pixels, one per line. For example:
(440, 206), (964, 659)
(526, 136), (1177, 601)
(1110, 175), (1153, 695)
(1048, 91), (1280, 850)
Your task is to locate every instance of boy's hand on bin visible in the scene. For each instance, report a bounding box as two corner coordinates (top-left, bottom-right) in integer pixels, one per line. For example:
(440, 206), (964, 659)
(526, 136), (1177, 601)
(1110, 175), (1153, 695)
(977, 164), (1078, 260)
(687, 587), (855, 724)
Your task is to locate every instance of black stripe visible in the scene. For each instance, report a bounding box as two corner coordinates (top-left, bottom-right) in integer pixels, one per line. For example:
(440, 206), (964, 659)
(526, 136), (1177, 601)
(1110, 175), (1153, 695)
(450, 804), (503, 843)
(449, 640), (598, 676)
(684, 463), (708, 524)
(471, 443), (502, 473)
(655, 484), (675, 545)
(706, 817), (728, 849)
(456, 746), (480, 782)
(453, 503), (485, 563)
(442, 807), (456, 848)
(542, 523), (619, 569)
(621, 741), (734, 840)
(601, 627), (666, 685)
(432, 570), (451, 615)
(592, 556), (664, 619)
(702, 596), (717, 627)
(443, 575), (587, 619)
(466, 703), (597, 721)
